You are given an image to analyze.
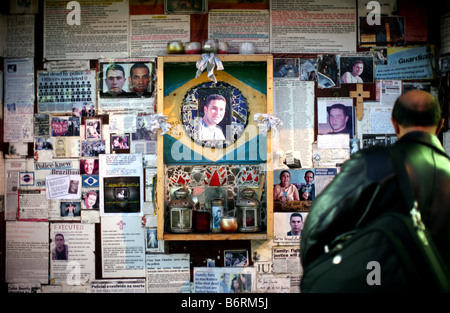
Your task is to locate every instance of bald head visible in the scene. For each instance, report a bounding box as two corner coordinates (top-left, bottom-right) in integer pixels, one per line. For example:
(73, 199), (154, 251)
(391, 90), (444, 137)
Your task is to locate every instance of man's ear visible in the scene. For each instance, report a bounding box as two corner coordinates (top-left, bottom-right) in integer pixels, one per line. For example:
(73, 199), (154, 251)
(391, 118), (400, 135)
(436, 118), (445, 135)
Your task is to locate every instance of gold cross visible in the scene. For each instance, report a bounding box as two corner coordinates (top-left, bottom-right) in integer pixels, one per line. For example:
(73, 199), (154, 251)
(350, 84), (370, 121)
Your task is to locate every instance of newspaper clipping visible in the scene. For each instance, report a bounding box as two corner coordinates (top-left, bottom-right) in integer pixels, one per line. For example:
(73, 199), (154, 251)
(50, 223), (96, 285)
(146, 254), (190, 293)
(6, 221), (49, 284)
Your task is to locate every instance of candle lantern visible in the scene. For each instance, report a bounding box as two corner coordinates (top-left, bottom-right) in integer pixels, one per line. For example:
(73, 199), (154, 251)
(168, 188), (193, 233)
(236, 188), (261, 232)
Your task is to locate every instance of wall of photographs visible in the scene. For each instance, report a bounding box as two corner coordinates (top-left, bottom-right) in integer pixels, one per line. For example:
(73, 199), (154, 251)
(1, 0), (449, 294)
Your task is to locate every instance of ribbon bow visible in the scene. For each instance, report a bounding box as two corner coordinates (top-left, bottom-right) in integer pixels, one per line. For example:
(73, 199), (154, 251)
(149, 113), (172, 135)
(254, 113), (283, 136)
(196, 53), (224, 83)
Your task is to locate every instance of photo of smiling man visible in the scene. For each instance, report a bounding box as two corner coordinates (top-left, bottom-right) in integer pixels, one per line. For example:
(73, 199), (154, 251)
(194, 93), (228, 141)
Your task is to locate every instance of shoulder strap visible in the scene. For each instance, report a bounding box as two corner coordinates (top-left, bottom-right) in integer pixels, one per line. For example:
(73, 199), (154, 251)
(389, 148), (418, 214)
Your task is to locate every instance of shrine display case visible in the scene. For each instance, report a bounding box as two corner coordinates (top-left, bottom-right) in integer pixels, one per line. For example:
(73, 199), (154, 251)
(156, 54), (274, 240)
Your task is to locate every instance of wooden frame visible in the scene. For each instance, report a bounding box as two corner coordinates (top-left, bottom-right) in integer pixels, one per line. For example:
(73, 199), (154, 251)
(157, 54), (274, 241)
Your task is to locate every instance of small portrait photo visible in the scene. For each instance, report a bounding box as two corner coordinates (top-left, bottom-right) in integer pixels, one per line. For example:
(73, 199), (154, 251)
(52, 233), (69, 260)
(224, 250), (249, 267)
(80, 158), (99, 176)
(85, 118), (102, 139)
(193, 88), (232, 142)
(340, 56), (374, 84)
(82, 190), (99, 210)
(60, 201), (81, 217)
(68, 179), (80, 195)
(114, 187), (129, 200)
(273, 212), (309, 243)
(317, 98), (354, 138)
(273, 58), (299, 78)
(111, 134), (130, 153)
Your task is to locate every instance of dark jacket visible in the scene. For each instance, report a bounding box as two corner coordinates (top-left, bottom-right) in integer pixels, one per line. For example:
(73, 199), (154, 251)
(300, 131), (450, 274)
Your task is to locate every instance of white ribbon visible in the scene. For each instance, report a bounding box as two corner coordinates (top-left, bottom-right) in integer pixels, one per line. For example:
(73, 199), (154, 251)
(149, 113), (172, 135)
(196, 53), (224, 83)
(254, 113), (283, 136)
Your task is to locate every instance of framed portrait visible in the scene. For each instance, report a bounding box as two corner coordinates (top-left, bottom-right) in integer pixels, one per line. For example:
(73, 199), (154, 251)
(164, 0), (207, 14)
(317, 97), (355, 139)
(181, 84), (245, 148)
(85, 118), (102, 139)
(224, 250), (249, 267)
(97, 60), (155, 99)
(111, 133), (131, 154)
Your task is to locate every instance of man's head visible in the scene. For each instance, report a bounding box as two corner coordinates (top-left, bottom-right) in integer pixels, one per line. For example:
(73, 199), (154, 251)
(202, 94), (226, 127)
(129, 63), (150, 94)
(85, 191), (97, 208)
(289, 213), (303, 234)
(391, 90), (444, 138)
(304, 170), (314, 185)
(55, 234), (65, 248)
(105, 64), (126, 96)
(351, 60), (364, 77)
(83, 159), (95, 175)
(328, 103), (349, 132)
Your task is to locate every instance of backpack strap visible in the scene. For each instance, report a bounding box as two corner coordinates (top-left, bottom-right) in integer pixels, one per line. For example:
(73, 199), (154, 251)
(390, 147), (450, 292)
(389, 148), (417, 214)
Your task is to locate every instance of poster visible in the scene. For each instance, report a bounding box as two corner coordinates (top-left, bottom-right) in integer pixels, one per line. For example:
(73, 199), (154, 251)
(208, 10), (270, 53)
(270, 0), (356, 53)
(6, 221), (49, 284)
(193, 267), (256, 293)
(49, 223), (96, 285)
(101, 216), (146, 278)
(43, 0), (130, 60)
(37, 70), (96, 113)
(100, 154), (144, 216)
(3, 58), (34, 143)
(375, 46), (435, 80)
(97, 58), (156, 115)
(146, 254), (190, 293)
